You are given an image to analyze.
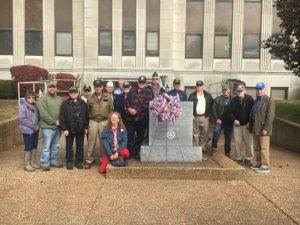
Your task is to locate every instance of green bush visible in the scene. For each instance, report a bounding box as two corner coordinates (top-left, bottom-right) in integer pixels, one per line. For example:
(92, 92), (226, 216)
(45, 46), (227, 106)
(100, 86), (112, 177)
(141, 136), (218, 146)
(0, 80), (16, 99)
(276, 100), (300, 124)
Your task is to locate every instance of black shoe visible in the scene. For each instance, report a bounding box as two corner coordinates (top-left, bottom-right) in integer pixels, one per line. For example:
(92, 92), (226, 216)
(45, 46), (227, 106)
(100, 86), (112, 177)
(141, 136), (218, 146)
(66, 162), (73, 170)
(75, 162), (84, 169)
(41, 166), (50, 171)
(244, 159), (253, 167)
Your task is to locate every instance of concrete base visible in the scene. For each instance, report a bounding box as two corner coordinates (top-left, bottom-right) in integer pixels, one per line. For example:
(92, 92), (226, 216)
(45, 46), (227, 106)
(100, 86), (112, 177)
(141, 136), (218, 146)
(140, 145), (202, 162)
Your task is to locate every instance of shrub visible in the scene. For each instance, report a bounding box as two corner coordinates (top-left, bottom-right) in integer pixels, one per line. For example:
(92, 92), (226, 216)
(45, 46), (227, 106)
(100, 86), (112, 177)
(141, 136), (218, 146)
(10, 65), (49, 97)
(0, 80), (16, 99)
(53, 73), (76, 96)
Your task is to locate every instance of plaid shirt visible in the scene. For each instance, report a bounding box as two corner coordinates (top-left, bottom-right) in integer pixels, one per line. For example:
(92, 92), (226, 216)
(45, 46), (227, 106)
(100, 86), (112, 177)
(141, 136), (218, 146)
(125, 87), (153, 121)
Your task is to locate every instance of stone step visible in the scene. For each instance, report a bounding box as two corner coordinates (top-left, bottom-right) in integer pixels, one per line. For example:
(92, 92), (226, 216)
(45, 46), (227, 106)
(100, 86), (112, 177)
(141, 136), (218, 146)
(106, 153), (246, 180)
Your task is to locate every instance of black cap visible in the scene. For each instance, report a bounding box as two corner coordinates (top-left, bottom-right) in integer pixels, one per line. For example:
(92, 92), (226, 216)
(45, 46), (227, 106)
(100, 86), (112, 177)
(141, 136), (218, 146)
(152, 72), (158, 78)
(83, 84), (92, 91)
(138, 76), (147, 83)
(173, 78), (181, 85)
(93, 79), (103, 87)
(123, 81), (131, 88)
(196, 80), (204, 86)
(69, 86), (78, 93)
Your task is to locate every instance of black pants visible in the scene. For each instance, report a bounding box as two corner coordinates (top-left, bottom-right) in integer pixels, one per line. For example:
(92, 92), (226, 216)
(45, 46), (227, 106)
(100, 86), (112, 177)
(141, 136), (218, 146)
(65, 133), (84, 164)
(126, 117), (148, 158)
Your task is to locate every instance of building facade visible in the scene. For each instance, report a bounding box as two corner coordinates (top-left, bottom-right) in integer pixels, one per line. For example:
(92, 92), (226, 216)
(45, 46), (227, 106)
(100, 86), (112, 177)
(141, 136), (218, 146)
(0, 0), (299, 99)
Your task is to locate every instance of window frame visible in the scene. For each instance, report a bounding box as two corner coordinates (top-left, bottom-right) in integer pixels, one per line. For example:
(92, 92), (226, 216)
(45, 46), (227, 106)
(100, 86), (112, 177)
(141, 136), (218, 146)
(243, 33), (261, 59)
(122, 30), (136, 56)
(214, 33), (232, 59)
(0, 29), (13, 55)
(55, 30), (73, 56)
(185, 33), (203, 59)
(98, 29), (112, 56)
(271, 87), (288, 100)
(146, 30), (160, 57)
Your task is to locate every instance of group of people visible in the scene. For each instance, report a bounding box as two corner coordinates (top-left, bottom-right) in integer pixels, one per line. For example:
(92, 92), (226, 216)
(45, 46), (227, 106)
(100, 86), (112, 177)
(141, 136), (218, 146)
(18, 72), (275, 174)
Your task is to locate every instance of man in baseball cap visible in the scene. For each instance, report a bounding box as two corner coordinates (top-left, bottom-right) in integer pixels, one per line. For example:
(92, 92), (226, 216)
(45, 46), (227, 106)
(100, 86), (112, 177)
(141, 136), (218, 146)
(148, 72), (165, 99)
(81, 85), (92, 103)
(167, 78), (187, 101)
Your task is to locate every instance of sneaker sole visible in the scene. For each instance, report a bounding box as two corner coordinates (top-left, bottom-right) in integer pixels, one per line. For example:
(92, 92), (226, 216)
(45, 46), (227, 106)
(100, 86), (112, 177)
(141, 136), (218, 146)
(255, 170), (270, 173)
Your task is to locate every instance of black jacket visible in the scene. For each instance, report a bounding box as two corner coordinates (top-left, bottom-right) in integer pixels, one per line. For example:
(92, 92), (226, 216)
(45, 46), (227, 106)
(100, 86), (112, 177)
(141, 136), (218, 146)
(60, 98), (89, 134)
(188, 90), (214, 117)
(212, 95), (232, 123)
(230, 94), (254, 125)
(114, 92), (128, 121)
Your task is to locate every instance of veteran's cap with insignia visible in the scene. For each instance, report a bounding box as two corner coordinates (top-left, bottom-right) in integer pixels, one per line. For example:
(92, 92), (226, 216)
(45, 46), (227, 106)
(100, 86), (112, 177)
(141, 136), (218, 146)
(69, 86), (78, 93)
(173, 78), (181, 85)
(138, 76), (147, 83)
(47, 80), (57, 88)
(93, 79), (103, 87)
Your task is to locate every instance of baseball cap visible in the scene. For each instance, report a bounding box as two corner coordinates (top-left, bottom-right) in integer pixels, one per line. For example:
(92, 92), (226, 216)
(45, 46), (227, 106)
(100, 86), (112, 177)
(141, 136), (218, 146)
(138, 76), (147, 83)
(173, 78), (181, 85)
(123, 81), (131, 88)
(47, 80), (57, 88)
(83, 84), (91, 91)
(196, 80), (204, 86)
(236, 84), (245, 91)
(106, 81), (114, 87)
(93, 79), (103, 87)
(256, 82), (266, 89)
(222, 83), (230, 90)
(69, 86), (78, 93)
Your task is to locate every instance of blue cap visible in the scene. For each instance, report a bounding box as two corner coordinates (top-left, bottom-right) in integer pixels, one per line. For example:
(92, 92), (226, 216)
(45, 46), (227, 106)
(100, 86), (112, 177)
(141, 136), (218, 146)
(256, 82), (266, 89)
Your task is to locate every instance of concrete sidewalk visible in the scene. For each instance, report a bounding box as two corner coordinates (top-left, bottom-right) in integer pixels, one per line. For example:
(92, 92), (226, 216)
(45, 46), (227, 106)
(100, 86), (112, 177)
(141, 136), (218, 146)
(0, 138), (299, 225)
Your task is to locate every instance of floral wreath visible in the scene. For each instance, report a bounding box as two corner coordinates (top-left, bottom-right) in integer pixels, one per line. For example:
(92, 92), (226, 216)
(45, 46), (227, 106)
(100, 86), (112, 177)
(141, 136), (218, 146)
(150, 93), (182, 121)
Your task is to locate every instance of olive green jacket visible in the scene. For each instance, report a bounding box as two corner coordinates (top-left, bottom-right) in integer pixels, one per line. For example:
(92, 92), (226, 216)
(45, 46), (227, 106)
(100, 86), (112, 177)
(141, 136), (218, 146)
(250, 95), (275, 136)
(87, 92), (114, 122)
(37, 93), (62, 129)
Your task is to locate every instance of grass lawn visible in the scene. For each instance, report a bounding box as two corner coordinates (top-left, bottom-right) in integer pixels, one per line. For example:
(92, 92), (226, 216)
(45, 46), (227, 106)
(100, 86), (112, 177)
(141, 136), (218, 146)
(0, 99), (18, 121)
(275, 100), (300, 124)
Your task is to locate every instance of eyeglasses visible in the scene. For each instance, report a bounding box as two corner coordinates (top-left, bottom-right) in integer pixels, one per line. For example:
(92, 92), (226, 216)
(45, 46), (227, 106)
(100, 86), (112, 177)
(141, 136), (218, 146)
(27, 96), (35, 99)
(84, 89), (91, 92)
(152, 78), (159, 80)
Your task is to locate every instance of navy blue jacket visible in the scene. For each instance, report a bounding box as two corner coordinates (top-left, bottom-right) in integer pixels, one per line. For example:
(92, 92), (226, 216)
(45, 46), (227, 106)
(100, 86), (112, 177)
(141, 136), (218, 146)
(114, 92), (128, 121)
(167, 89), (188, 101)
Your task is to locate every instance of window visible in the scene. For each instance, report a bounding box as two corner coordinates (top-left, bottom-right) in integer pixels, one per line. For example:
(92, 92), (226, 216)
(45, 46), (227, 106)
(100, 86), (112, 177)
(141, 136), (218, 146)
(122, 0), (136, 56)
(99, 0), (112, 56)
(146, 0), (160, 56)
(185, 0), (204, 59)
(271, 87), (288, 100)
(214, 0), (232, 58)
(55, 0), (72, 56)
(0, 0), (13, 55)
(243, 0), (261, 59)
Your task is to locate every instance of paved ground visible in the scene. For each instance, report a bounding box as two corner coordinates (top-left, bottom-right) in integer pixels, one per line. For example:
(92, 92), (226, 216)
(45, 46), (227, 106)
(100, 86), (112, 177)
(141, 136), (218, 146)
(0, 137), (299, 225)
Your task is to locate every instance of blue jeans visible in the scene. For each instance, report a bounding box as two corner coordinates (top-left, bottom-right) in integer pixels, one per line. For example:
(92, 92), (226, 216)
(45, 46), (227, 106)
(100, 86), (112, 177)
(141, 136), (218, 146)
(40, 128), (61, 167)
(211, 123), (233, 155)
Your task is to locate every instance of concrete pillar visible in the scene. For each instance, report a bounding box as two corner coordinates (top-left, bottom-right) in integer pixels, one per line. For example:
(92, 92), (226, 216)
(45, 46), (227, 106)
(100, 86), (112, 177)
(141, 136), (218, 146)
(202, 0), (215, 70)
(43, 0), (55, 69)
(13, 0), (25, 65)
(260, 0), (272, 70)
(160, 0), (173, 68)
(84, 0), (98, 68)
(136, 0), (146, 68)
(112, 0), (122, 67)
(73, 0), (84, 69)
(231, 0), (244, 70)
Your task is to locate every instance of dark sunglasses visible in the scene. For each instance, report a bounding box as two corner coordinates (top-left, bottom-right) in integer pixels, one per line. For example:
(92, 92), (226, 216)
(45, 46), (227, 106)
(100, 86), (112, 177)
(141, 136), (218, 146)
(152, 78), (159, 80)
(84, 89), (91, 92)
(27, 96), (35, 99)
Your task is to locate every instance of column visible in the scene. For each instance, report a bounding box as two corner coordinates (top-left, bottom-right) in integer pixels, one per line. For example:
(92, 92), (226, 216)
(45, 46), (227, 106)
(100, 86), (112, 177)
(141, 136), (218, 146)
(84, 0), (98, 68)
(43, 0), (55, 69)
(202, 0), (215, 70)
(73, 0), (84, 69)
(136, 0), (146, 68)
(112, 0), (122, 67)
(260, 0), (272, 70)
(231, 0), (244, 70)
(13, 0), (25, 65)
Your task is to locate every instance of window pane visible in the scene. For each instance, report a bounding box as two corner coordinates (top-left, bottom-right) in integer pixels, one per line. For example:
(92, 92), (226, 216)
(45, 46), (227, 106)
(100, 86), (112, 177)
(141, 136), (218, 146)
(244, 1), (261, 33)
(271, 88), (287, 100)
(0, 0), (13, 28)
(99, 0), (112, 30)
(55, 0), (72, 30)
(186, 0), (204, 33)
(186, 34), (202, 58)
(99, 30), (112, 55)
(243, 34), (260, 58)
(123, 31), (135, 56)
(25, 0), (43, 29)
(146, 31), (159, 56)
(123, 0), (136, 30)
(56, 32), (72, 55)
(26, 31), (43, 55)
(146, 0), (160, 31)
(215, 0), (232, 33)
(0, 30), (13, 55)
(215, 35), (231, 58)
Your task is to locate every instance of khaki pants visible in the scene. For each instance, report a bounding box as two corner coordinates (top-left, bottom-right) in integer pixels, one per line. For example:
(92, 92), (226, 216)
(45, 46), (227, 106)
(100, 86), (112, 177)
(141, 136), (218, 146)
(85, 119), (107, 164)
(193, 116), (210, 150)
(233, 124), (253, 160)
(253, 134), (270, 168)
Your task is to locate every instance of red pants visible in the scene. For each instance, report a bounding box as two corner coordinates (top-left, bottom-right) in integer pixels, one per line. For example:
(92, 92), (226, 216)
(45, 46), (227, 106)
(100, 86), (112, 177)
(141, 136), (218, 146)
(98, 148), (130, 174)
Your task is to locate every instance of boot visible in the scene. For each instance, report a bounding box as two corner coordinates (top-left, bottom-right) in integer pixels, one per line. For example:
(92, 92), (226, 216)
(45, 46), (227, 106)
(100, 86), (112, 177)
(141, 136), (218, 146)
(30, 149), (40, 169)
(24, 151), (35, 172)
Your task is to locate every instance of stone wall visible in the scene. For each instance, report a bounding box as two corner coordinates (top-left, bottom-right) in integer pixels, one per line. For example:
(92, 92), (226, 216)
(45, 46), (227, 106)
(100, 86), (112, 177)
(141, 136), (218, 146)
(271, 117), (300, 153)
(0, 116), (23, 152)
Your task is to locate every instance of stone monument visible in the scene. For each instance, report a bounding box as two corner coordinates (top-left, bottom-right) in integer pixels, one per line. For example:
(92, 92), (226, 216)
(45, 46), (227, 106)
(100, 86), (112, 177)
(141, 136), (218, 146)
(140, 102), (202, 162)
